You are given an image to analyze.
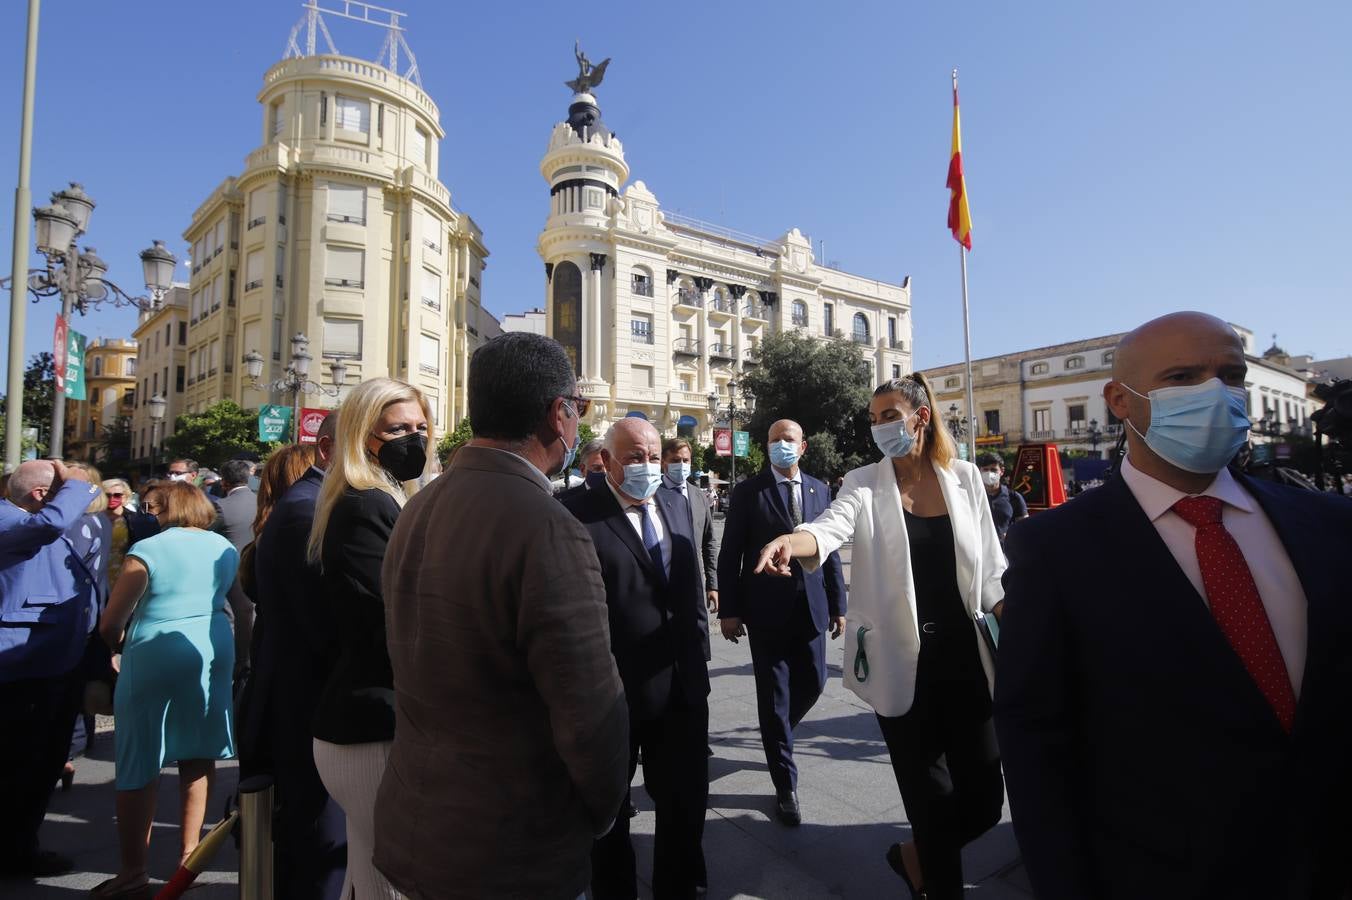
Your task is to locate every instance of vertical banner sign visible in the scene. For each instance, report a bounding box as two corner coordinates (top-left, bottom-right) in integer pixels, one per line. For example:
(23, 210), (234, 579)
(257, 405), (292, 442)
(53, 315), (68, 393)
(63, 330), (87, 400)
(298, 408), (329, 444)
(733, 430), (750, 458)
(713, 428), (732, 457)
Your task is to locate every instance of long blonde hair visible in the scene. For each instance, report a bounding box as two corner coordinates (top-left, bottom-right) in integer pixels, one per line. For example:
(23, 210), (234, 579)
(67, 461), (107, 514)
(306, 377), (434, 566)
(873, 371), (957, 470)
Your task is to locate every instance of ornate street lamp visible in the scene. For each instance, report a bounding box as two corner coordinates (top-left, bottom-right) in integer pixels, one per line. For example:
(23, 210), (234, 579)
(242, 332), (345, 441)
(1088, 418), (1103, 456)
(708, 380), (754, 486)
(147, 393), (167, 468)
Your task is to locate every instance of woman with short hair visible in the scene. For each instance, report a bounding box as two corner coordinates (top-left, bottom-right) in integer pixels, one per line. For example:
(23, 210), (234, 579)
(92, 481), (239, 899)
(101, 478), (160, 589)
(309, 378), (432, 900)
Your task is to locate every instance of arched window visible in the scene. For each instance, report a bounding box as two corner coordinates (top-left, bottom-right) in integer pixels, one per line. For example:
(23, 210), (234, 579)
(1030, 362), (1050, 375)
(1065, 356), (1085, 370)
(944, 376), (960, 390)
(630, 265), (653, 297)
(791, 300), (808, 326)
(852, 313), (870, 344)
(1101, 350), (1115, 365)
(92, 356), (104, 377)
(552, 261), (583, 375)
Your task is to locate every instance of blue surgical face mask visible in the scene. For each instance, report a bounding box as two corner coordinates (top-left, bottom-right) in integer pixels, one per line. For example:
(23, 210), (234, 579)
(555, 404), (580, 477)
(618, 462), (663, 501)
(871, 414), (916, 459)
(585, 470), (608, 490)
(665, 461), (691, 485)
(769, 440), (801, 469)
(1121, 377), (1250, 474)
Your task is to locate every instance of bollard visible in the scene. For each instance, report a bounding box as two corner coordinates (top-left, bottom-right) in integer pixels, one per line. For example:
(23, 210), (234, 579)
(238, 775), (275, 900)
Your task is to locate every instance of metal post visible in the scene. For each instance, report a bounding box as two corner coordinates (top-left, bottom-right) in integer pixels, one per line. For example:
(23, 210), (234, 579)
(959, 246), (977, 463)
(238, 775), (275, 900)
(729, 400), (736, 485)
(5, 0), (39, 473)
(290, 382), (300, 442)
(48, 262), (75, 459)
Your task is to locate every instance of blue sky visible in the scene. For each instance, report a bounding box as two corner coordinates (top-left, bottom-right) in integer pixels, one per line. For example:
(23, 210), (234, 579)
(2, 0), (1348, 385)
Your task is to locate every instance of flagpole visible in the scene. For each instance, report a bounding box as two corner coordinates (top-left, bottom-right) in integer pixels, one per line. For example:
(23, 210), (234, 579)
(960, 243), (976, 463)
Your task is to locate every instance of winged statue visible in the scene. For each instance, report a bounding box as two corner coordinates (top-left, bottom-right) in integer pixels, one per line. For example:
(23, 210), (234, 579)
(565, 41), (610, 94)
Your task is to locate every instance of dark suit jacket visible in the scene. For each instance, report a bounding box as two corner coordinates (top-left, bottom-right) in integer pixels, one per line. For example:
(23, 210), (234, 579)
(213, 486), (258, 552)
(375, 446), (628, 900)
(717, 468), (846, 632)
(564, 484), (711, 723)
(239, 467), (332, 770)
(994, 472), (1352, 900)
(662, 477), (719, 595)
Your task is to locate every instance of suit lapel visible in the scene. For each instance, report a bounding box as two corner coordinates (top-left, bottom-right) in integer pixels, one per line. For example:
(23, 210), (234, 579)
(762, 470), (794, 530)
(934, 462), (977, 608)
(599, 489), (664, 583)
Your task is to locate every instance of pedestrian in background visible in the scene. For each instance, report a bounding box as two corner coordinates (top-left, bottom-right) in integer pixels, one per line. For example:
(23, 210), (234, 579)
(214, 458), (259, 688)
(757, 374), (1007, 900)
(309, 378), (431, 900)
(0, 460), (98, 879)
(94, 481), (238, 899)
(661, 438), (720, 616)
(975, 452), (1027, 544)
(377, 332), (628, 900)
(61, 463), (110, 785)
(101, 478), (160, 588)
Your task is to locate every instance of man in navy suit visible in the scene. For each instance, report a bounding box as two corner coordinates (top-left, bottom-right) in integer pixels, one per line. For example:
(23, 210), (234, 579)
(240, 413), (346, 900)
(0, 459), (99, 878)
(563, 417), (710, 900)
(717, 419), (846, 826)
(995, 312), (1352, 899)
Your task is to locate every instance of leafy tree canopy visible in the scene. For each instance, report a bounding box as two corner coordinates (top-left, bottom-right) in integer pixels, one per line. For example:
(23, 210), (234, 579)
(436, 416), (474, 464)
(161, 400), (276, 469)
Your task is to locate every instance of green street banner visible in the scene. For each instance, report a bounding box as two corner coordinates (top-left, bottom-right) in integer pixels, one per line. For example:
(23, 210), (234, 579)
(257, 405), (292, 442)
(63, 329), (87, 401)
(733, 430), (750, 458)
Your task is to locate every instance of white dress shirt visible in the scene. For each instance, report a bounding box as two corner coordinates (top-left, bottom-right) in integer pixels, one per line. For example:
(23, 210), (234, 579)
(662, 471), (688, 498)
(606, 480), (671, 576)
(1119, 455), (1307, 696)
(773, 468), (802, 520)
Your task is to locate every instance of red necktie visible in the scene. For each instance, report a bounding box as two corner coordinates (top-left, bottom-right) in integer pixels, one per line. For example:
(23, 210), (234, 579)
(1172, 496), (1296, 732)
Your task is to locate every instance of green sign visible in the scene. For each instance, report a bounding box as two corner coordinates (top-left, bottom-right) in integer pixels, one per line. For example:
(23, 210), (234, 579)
(63, 330), (87, 400)
(733, 430), (750, 458)
(257, 405), (292, 442)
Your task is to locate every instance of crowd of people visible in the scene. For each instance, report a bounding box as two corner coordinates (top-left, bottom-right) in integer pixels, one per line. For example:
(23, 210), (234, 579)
(1, 311), (1349, 900)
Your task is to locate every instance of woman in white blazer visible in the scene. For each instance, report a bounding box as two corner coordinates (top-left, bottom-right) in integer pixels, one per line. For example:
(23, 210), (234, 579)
(756, 373), (1007, 900)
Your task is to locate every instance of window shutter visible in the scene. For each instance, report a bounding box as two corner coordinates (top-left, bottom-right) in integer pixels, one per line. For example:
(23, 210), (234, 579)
(325, 247), (364, 285)
(336, 97), (370, 133)
(327, 184), (365, 223)
(422, 269), (441, 303)
(419, 334), (440, 373)
(411, 127), (427, 164)
(323, 318), (362, 359)
(245, 250), (263, 283)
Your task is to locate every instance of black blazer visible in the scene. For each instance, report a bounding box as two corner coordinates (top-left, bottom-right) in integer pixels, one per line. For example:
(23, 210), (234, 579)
(563, 485), (710, 722)
(717, 468), (846, 631)
(312, 486), (401, 745)
(124, 509), (160, 547)
(994, 472), (1352, 900)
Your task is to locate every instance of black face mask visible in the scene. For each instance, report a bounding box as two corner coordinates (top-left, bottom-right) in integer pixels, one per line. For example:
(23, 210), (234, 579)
(373, 432), (428, 482)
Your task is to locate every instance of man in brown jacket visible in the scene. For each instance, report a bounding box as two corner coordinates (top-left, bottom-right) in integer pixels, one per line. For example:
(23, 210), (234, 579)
(375, 333), (629, 900)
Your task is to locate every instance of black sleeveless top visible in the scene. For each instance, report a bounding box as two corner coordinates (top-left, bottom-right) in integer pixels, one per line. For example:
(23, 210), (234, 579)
(903, 510), (972, 635)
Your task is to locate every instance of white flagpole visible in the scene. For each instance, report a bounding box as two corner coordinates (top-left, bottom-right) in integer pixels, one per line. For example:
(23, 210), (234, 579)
(954, 68), (977, 463)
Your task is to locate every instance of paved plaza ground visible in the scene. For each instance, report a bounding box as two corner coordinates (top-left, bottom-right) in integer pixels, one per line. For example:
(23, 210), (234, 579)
(7, 527), (1030, 899)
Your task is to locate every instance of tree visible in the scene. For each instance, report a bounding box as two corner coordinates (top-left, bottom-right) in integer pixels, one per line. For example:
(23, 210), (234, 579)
(738, 331), (875, 478)
(0, 353), (58, 461)
(703, 439), (765, 483)
(161, 400), (275, 469)
(95, 416), (133, 466)
(436, 416), (474, 464)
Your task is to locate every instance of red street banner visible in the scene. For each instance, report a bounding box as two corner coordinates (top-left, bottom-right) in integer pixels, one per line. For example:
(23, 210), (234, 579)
(298, 408), (330, 444)
(713, 428), (732, 457)
(53, 315), (68, 393)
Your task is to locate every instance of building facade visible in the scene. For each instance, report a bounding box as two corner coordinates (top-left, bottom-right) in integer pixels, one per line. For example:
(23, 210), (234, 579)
(500, 307), (546, 335)
(179, 38), (487, 432)
(536, 77), (911, 437)
(130, 285), (190, 466)
(64, 337), (139, 464)
(925, 323), (1315, 457)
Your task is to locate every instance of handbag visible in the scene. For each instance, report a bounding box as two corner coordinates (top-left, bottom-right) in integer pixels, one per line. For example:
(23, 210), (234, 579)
(975, 611), (1000, 660)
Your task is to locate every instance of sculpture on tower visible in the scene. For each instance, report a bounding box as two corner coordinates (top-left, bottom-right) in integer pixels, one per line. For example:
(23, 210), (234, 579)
(565, 41), (610, 94)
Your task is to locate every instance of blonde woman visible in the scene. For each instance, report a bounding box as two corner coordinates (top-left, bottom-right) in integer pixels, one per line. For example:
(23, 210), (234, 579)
(756, 374), (1007, 900)
(308, 378), (431, 900)
(101, 478), (160, 589)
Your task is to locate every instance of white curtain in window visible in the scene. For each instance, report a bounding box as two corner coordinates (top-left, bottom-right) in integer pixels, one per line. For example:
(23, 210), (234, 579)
(323, 318), (362, 358)
(242, 321), (260, 364)
(420, 334), (440, 372)
(245, 250), (263, 283)
(422, 269), (441, 304)
(336, 97), (370, 133)
(328, 184), (365, 223)
(326, 247), (364, 284)
(411, 127), (427, 165)
(248, 188), (265, 221)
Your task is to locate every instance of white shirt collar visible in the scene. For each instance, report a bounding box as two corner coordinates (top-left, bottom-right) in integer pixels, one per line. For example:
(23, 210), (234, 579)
(606, 478), (647, 509)
(773, 468), (800, 486)
(1120, 455), (1256, 522)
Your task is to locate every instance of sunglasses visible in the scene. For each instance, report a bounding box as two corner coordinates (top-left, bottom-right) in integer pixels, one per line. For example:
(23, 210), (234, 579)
(108, 492), (125, 498)
(565, 395), (592, 416)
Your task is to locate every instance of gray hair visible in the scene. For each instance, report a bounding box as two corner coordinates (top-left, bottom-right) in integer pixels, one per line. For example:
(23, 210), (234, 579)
(7, 460), (54, 501)
(578, 438), (604, 459)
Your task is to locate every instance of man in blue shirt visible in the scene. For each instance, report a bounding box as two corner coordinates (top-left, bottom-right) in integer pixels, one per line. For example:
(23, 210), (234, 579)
(977, 452), (1027, 542)
(0, 459), (99, 878)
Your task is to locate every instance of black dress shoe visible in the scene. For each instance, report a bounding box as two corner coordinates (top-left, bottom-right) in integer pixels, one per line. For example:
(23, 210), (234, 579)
(775, 789), (801, 826)
(0, 848), (75, 878)
(885, 843), (920, 899)
(624, 798), (638, 818)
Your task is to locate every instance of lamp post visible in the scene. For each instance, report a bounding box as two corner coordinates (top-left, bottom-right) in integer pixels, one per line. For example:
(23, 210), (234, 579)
(147, 392), (167, 470)
(1088, 418), (1102, 457)
(4, 182), (177, 458)
(242, 333), (347, 441)
(708, 379), (754, 486)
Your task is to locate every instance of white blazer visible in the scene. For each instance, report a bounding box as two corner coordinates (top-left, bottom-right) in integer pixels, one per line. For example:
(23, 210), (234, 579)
(797, 457), (1007, 718)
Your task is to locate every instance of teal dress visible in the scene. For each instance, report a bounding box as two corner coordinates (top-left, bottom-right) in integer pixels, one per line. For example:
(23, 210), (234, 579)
(114, 528), (239, 790)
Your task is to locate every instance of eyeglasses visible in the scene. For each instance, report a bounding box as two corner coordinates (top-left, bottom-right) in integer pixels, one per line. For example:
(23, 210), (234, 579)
(565, 396), (592, 416)
(108, 492), (125, 498)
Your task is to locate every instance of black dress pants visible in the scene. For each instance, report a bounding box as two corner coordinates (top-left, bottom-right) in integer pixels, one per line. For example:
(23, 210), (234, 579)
(748, 602), (826, 793)
(876, 632), (1003, 900)
(0, 668), (83, 864)
(592, 693), (709, 900)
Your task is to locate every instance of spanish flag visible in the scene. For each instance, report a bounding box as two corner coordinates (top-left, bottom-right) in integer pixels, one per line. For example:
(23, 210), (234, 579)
(947, 80), (972, 250)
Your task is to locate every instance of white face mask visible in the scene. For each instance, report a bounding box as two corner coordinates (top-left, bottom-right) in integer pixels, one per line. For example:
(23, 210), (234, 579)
(168, 472), (191, 483)
(981, 470), (1001, 487)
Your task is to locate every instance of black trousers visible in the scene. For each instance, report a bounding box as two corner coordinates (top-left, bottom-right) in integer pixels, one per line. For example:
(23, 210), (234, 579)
(592, 694), (709, 900)
(272, 745), (348, 900)
(0, 668), (83, 863)
(876, 632), (1003, 900)
(748, 604), (826, 793)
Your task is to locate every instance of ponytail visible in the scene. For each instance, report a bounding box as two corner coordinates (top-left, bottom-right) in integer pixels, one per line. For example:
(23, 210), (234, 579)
(873, 372), (958, 470)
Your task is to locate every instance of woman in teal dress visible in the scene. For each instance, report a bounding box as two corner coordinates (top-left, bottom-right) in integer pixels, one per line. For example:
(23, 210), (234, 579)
(92, 481), (238, 899)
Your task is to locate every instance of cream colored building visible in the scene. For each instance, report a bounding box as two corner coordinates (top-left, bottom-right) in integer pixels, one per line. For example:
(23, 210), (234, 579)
(536, 82), (911, 437)
(130, 285), (190, 465)
(180, 41), (487, 431)
(64, 338), (139, 464)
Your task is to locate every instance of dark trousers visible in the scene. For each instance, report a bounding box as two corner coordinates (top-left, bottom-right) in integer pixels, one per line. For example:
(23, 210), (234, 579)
(592, 694), (709, 900)
(0, 668), (83, 863)
(272, 746), (347, 900)
(876, 634), (1003, 900)
(748, 604), (827, 793)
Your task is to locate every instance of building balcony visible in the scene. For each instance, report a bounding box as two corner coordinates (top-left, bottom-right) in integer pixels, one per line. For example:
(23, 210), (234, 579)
(743, 303), (769, 321)
(421, 296), (441, 311)
(743, 350), (761, 368)
(851, 333), (872, 345)
(631, 278), (654, 297)
(708, 299), (736, 320)
(325, 278), (364, 289)
(709, 343), (736, 362)
(669, 389), (709, 408)
(791, 315), (809, 328)
(244, 279), (263, 292)
(673, 338), (701, 357)
(674, 288), (703, 309)
(631, 330), (654, 345)
(1028, 429), (1056, 441)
